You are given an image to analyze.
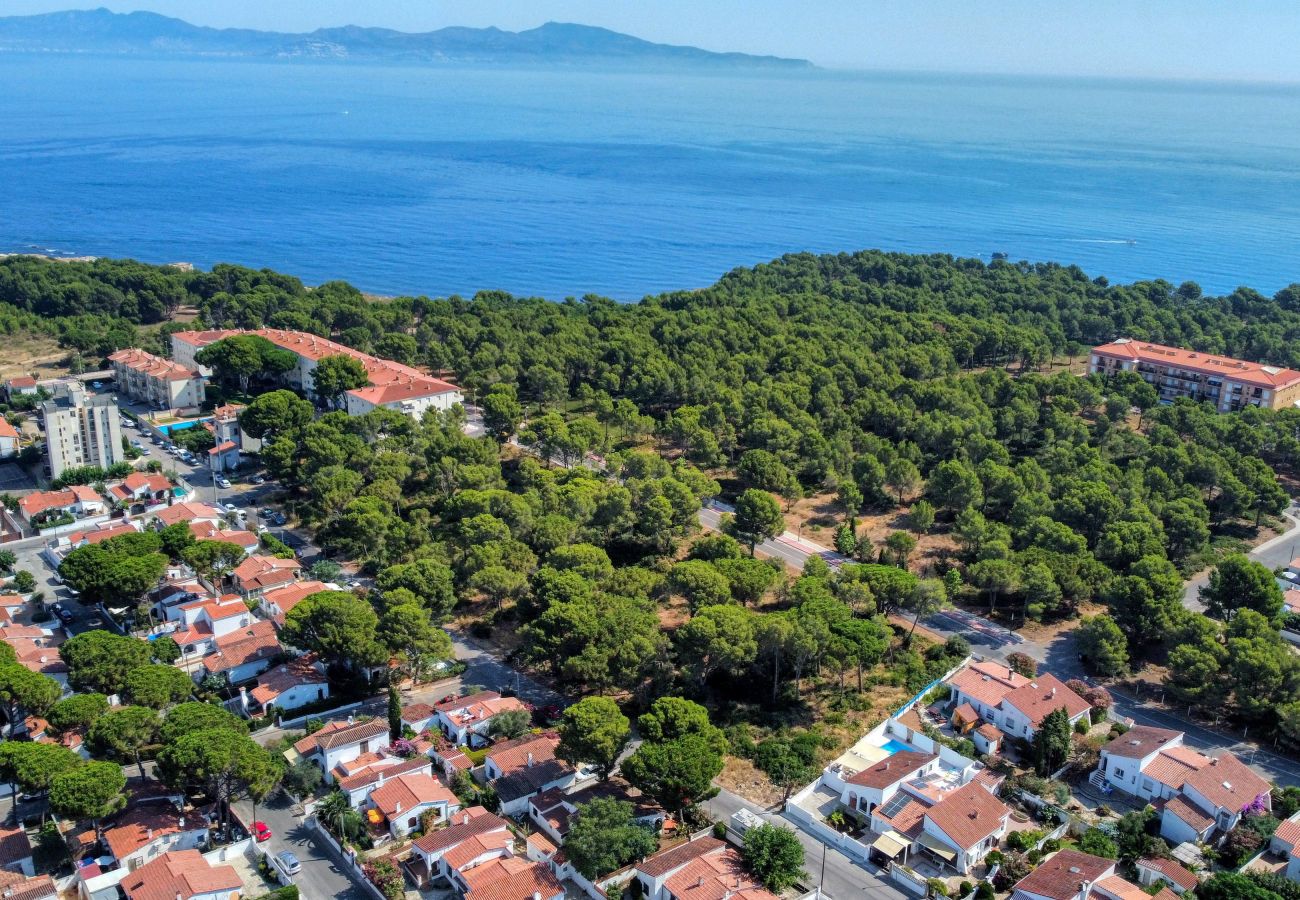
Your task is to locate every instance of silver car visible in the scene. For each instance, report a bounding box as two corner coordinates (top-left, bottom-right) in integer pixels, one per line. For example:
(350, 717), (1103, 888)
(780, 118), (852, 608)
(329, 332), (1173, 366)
(276, 850), (301, 875)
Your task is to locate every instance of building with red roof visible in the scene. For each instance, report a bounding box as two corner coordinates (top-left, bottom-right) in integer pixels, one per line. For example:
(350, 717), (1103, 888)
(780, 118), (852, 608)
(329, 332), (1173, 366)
(108, 348), (206, 414)
(229, 555), (301, 600)
(945, 661), (1089, 741)
(198, 619), (280, 683)
(17, 487), (104, 525)
(108, 471), (175, 507)
(0, 417), (17, 459)
(258, 580), (327, 627)
(120, 849), (241, 900)
(633, 836), (776, 900)
(248, 654), (328, 714)
(291, 716), (390, 782)
(171, 329), (462, 421)
(366, 771), (460, 838)
(433, 690), (529, 748)
(152, 501), (224, 529)
(1090, 338), (1300, 411)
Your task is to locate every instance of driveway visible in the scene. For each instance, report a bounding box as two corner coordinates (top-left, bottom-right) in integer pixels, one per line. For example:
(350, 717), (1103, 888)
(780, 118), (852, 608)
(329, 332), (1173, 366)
(234, 791), (367, 900)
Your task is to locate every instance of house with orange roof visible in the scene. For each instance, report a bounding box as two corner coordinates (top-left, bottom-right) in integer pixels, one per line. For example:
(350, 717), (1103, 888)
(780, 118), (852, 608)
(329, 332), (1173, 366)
(198, 619), (280, 684)
(96, 803), (210, 871)
(945, 660), (1089, 741)
(152, 502), (224, 529)
(187, 520), (258, 554)
(48, 520), (142, 559)
(1160, 751), (1270, 845)
(258, 580), (327, 627)
(4, 377), (38, 399)
(0, 825), (34, 877)
(1090, 338), (1300, 411)
(1010, 849), (1178, 900)
(409, 807), (513, 889)
(1134, 857), (1199, 895)
(108, 348), (206, 413)
(229, 555), (301, 600)
(1095, 726), (1200, 801)
(107, 471), (175, 508)
(365, 771), (460, 838)
(632, 835), (776, 900)
(247, 654), (329, 715)
(17, 486), (105, 526)
(336, 754), (436, 807)
(0, 418), (18, 459)
(483, 733), (576, 816)
(0, 870), (55, 900)
(527, 779), (665, 846)
(291, 716), (391, 782)
(433, 691), (529, 748)
(120, 849), (241, 900)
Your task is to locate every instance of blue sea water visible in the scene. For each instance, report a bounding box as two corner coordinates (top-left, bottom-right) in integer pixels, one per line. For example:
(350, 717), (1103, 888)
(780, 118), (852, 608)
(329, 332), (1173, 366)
(2, 55), (1299, 299)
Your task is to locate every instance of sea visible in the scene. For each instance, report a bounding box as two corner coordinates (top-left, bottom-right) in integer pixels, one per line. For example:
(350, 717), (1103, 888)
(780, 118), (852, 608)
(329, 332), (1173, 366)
(2, 54), (1299, 300)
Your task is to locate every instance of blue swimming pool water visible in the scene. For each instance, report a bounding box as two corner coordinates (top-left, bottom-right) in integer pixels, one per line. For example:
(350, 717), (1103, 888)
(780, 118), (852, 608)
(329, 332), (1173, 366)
(156, 418), (211, 435)
(880, 740), (912, 755)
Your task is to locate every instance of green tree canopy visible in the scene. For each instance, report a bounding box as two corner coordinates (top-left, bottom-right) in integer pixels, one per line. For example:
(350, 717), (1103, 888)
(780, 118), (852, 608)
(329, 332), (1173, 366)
(563, 797), (658, 880)
(556, 697), (629, 781)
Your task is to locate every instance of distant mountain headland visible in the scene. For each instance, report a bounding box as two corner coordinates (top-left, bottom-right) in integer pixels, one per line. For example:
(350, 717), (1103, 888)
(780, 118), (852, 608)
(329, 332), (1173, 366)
(0, 8), (815, 70)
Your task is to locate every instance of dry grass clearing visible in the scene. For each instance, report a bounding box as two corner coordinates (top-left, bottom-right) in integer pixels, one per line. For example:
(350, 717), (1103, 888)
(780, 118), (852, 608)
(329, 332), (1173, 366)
(0, 332), (67, 381)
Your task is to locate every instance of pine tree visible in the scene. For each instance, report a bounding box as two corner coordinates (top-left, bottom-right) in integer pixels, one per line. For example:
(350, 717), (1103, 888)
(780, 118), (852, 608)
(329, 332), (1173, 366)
(387, 684), (402, 741)
(1031, 707), (1072, 775)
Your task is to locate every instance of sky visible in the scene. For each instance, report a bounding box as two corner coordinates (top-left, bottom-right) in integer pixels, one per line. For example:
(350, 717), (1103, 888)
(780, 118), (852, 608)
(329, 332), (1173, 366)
(6, 1), (1300, 81)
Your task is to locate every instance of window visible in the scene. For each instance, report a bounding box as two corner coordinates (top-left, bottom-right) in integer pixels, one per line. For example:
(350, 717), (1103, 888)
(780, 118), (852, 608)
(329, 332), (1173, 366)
(1114, 768), (1125, 779)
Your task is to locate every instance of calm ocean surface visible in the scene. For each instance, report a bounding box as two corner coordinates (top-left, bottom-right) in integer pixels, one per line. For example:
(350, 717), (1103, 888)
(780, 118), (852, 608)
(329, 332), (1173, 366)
(2, 55), (1299, 299)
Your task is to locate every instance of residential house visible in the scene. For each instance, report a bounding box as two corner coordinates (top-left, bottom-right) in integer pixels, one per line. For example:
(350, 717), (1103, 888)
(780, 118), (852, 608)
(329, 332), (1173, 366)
(915, 781), (1010, 874)
(401, 703), (439, 735)
(366, 771), (460, 838)
(210, 403), (260, 454)
(409, 807), (511, 886)
(835, 749), (939, 818)
(169, 597), (256, 658)
(1094, 726), (1203, 802)
(18, 486), (104, 527)
(50, 520), (142, 558)
(292, 717), (391, 782)
(198, 620), (281, 685)
(152, 502), (224, 530)
(187, 520), (258, 555)
(1134, 858), (1199, 895)
(457, 858), (564, 900)
(528, 779), (665, 846)
(1010, 849), (1177, 900)
(0, 871), (55, 900)
(946, 661), (1090, 741)
(433, 691), (530, 749)
(1160, 752), (1270, 844)
(484, 734), (576, 816)
(120, 850), (240, 900)
(108, 349), (206, 414)
(247, 655), (329, 715)
(336, 755), (436, 808)
(1270, 810), (1300, 860)
(207, 440), (240, 474)
(0, 419), (18, 459)
(4, 377), (38, 400)
(258, 580), (327, 628)
(229, 556), (301, 601)
(107, 472), (175, 509)
(0, 826), (33, 876)
(97, 803), (209, 872)
(632, 835), (777, 900)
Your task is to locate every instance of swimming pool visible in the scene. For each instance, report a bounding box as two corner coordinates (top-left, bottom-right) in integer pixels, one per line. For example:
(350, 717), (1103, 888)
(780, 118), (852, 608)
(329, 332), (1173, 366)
(155, 418), (211, 435)
(880, 739), (913, 755)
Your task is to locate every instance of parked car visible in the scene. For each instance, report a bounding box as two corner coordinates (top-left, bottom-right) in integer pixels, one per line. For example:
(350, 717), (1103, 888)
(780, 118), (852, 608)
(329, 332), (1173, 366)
(216, 476), (231, 489)
(277, 851), (301, 875)
(55, 607), (74, 625)
(253, 821), (272, 842)
(90, 381), (103, 389)
(256, 524), (269, 535)
(250, 474), (266, 485)
(272, 513), (287, 526)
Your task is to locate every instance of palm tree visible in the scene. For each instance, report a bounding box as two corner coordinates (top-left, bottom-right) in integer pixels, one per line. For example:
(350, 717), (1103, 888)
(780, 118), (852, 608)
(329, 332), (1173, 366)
(317, 790), (351, 840)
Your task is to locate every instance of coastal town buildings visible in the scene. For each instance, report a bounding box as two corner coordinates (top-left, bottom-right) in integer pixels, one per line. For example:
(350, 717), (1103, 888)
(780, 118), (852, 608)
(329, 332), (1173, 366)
(41, 382), (123, 478)
(170, 328), (463, 419)
(1090, 338), (1300, 411)
(107, 348), (206, 413)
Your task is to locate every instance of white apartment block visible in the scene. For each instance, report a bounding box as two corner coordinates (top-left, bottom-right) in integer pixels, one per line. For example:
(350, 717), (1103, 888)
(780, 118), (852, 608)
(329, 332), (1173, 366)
(42, 383), (123, 478)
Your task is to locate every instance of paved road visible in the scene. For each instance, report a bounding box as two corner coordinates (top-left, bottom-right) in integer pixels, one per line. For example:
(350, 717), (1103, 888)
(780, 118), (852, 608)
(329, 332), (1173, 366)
(697, 503), (847, 572)
(707, 788), (902, 900)
(1181, 502), (1300, 609)
(234, 792), (365, 900)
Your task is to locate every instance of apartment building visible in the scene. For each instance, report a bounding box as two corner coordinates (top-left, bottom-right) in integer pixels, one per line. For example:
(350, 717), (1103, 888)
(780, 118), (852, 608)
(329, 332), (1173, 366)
(171, 328), (463, 419)
(41, 383), (123, 478)
(1090, 338), (1300, 411)
(107, 348), (206, 413)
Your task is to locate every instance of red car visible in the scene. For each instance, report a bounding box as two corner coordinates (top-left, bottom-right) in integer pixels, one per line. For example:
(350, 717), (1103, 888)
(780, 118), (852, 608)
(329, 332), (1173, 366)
(253, 821), (272, 842)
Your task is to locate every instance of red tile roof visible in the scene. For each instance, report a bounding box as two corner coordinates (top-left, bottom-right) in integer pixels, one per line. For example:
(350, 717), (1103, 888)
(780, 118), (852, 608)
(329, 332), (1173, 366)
(337, 755), (432, 792)
(413, 807), (507, 856)
(0, 872), (54, 900)
(201, 619), (280, 674)
(923, 781), (1009, 851)
(1094, 875), (1150, 900)
(0, 826), (31, 868)
(875, 797), (927, 839)
(1102, 726), (1182, 759)
(1273, 817), (1300, 850)
(662, 846), (776, 900)
(18, 489), (80, 517)
(0, 420), (17, 440)
(637, 836), (725, 878)
(444, 832), (515, 871)
(369, 772), (457, 818)
(1135, 857), (1198, 892)
(1163, 795), (1215, 835)
(231, 555), (301, 591)
(461, 860), (563, 900)
(1002, 673), (1091, 727)
(486, 733), (559, 775)
(108, 349), (200, 383)
(1143, 746), (1209, 791)
(153, 502), (223, 527)
(261, 580), (327, 623)
(250, 655), (327, 707)
(1093, 339), (1300, 390)
(1183, 752), (1270, 812)
(294, 717), (388, 755)
(1010, 849), (1115, 900)
(121, 849), (241, 900)
(947, 660), (1028, 708)
(6, 377), (36, 389)
(846, 750), (937, 789)
(102, 806), (198, 861)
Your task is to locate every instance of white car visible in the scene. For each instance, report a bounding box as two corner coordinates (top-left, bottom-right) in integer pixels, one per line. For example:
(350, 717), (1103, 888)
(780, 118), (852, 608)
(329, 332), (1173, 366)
(216, 476), (231, 488)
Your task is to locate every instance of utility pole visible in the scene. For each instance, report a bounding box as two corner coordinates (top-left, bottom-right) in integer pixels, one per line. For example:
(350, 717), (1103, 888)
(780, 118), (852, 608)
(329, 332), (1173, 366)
(817, 840), (827, 900)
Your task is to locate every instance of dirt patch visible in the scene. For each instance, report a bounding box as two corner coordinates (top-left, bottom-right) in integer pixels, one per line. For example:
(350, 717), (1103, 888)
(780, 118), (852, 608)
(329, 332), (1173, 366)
(716, 756), (785, 809)
(1016, 601), (1107, 644)
(0, 333), (67, 381)
(657, 597), (691, 631)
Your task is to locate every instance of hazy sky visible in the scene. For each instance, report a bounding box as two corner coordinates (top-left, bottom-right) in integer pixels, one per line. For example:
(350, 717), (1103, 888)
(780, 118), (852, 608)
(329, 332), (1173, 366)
(8, 1), (1300, 81)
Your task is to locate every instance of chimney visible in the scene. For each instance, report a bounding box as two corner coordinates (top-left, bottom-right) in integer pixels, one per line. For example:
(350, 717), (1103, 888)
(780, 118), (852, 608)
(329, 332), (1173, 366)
(527, 753), (534, 769)
(348, 714), (355, 725)
(533, 894), (542, 900)
(395, 801), (402, 814)
(1050, 687), (1056, 697)
(462, 812), (470, 825)
(378, 771), (385, 786)
(146, 828), (153, 840)
(697, 877), (706, 888)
